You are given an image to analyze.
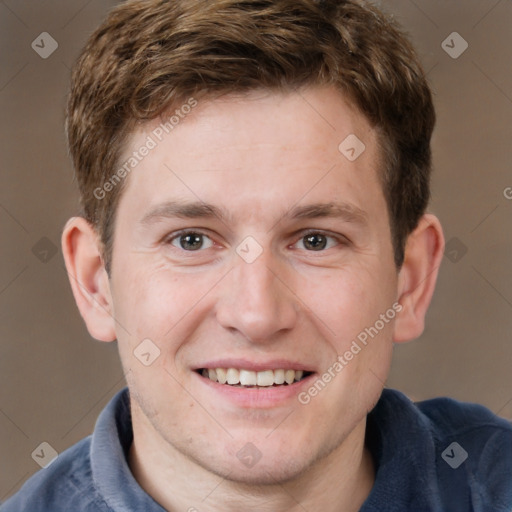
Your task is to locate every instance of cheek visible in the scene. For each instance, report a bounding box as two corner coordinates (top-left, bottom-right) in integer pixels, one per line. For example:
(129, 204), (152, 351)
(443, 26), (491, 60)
(302, 269), (396, 416)
(112, 265), (208, 408)
(310, 267), (397, 401)
(301, 264), (397, 344)
(111, 261), (219, 347)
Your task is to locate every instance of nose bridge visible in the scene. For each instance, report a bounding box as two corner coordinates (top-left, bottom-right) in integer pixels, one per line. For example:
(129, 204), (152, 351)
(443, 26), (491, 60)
(216, 248), (297, 342)
(238, 253), (278, 308)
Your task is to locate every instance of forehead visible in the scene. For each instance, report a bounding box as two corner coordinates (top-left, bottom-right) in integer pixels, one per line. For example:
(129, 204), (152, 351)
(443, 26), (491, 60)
(116, 86), (385, 227)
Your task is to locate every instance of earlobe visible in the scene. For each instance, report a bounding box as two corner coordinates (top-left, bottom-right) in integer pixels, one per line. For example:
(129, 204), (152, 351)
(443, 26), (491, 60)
(61, 217), (117, 342)
(393, 214), (445, 343)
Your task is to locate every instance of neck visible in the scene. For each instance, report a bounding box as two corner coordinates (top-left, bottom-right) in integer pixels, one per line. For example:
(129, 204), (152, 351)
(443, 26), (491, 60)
(129, 404), (375, 512)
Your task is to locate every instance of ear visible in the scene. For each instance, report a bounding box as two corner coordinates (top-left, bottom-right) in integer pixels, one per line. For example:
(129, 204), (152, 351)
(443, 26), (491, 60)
(393, 213), (445, 343)
(61, 217), (117, 342)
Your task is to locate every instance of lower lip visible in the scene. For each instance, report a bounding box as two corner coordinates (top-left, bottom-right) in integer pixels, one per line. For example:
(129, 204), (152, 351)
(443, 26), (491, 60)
(193, 371), (316, 408)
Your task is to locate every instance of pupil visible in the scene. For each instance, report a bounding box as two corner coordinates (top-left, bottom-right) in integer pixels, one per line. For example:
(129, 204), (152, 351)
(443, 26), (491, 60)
(305, 234), (326, 250)
(180, 233), (203, 250)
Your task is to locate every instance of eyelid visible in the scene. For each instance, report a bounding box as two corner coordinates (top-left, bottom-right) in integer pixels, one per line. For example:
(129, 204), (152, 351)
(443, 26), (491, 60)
(163, 228), (216, 249)
(291, 229), (349, 250)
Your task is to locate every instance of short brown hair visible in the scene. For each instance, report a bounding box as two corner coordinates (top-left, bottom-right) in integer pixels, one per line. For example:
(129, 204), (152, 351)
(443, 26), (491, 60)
(66, 0), (435, 272)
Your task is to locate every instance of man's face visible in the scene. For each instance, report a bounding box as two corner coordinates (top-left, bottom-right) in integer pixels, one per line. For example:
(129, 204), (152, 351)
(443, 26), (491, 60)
(109, 86), (399, 483)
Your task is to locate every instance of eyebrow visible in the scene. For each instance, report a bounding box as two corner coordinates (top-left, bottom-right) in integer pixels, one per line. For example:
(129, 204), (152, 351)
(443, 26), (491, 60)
(286, 202), (368, 225)
(139, 201), (229, 225)
(139, 200), (368, 226)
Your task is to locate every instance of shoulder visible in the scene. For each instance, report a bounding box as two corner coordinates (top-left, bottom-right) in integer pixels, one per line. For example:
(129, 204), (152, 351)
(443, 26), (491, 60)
(417, 394), (512, 496)
(378, 389), (512, 509)
(416, 393), (512, 433)
(0, 436), (111, 512)
(377, 387), (512, 443)
(415, 393), (512, 463)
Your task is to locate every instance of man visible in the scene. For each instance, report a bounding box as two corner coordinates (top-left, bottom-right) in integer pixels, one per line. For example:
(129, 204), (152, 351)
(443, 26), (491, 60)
(2, 0), (511, 510)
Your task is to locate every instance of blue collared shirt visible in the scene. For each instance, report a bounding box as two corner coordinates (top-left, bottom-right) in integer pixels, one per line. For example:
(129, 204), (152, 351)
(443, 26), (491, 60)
(2, 387), (511, 511)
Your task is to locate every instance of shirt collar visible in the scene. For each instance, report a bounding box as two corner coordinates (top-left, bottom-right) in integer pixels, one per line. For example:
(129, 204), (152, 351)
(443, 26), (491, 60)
(362, 388), (441, 509)
(90, 388), (166, 511)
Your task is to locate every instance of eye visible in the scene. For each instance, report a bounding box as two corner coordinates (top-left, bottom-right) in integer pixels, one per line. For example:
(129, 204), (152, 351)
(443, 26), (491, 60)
(295, 232), (341, 251)
(168, 231), (214, 251)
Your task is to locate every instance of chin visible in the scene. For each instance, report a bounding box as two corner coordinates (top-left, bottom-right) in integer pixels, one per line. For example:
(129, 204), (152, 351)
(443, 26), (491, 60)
(203, 452), (312, 487)
(189, 429), (341, 488)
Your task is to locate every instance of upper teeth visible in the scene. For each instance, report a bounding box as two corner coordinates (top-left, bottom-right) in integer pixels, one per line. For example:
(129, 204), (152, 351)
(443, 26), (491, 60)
(201, 368), (305, 386)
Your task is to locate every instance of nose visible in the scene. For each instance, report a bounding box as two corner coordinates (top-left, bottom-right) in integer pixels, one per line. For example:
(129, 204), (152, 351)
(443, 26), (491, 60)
(215, 249), (298, 343)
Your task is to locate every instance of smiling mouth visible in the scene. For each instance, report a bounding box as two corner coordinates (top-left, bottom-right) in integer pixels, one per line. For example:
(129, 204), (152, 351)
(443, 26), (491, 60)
(196, 368), (313, 388)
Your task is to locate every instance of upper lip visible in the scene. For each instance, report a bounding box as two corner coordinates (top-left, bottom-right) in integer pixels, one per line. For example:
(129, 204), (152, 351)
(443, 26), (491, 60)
(194, 359), (316, 373)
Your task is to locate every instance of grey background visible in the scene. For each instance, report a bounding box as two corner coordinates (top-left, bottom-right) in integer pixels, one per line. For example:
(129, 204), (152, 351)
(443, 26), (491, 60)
(1, 0), (511, 501)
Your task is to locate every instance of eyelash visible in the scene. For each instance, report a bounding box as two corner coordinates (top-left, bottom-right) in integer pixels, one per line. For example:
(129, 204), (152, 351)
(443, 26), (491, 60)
(163, 229), (348, 253)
